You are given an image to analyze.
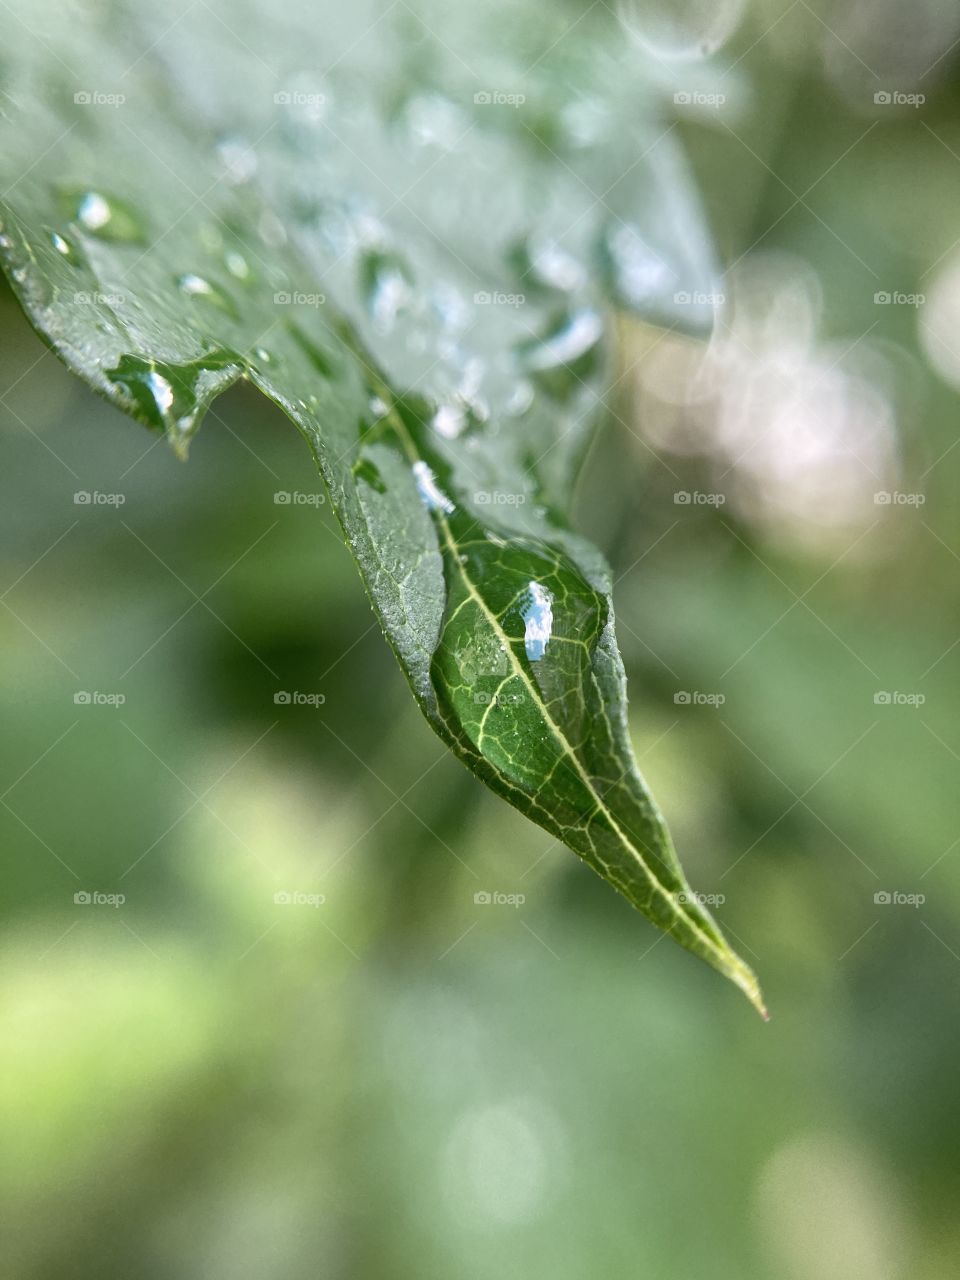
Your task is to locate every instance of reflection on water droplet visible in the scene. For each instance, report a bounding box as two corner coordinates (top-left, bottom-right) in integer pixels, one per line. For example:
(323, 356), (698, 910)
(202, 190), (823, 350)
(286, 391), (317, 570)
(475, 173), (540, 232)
(521, 581), (553, 661)
(517, 309), (604, 398)
(106, 351), (240, 455)
(413, 460), (455, 514)
(405, 93), (467, 149)
(216, 137), (258, 185)
(253, 346), (271, 363)
(515, 238), (585, 293)
(523, 310), (603, 370)
(369, 395), (389, 419)
(619, 0), (745, 61)
(506, 382), (535, 416)
(147, 370), (175, 415)
(433, 403), (466, 439)
(49, 230), (82, 264)
(60, 189), (147, 244)
(224, 250), (251, 281)
(361, 249), (413, 331)
(175, 273), (238, 317)
(605, 223), (672, 310)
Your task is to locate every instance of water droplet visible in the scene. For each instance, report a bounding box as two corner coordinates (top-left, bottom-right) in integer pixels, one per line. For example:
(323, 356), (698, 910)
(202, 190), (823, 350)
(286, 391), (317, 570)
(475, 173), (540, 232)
(49, 230), (83, 264)
(604, 223), (672, 310)
(106, 352), (240, 455)
(521, 309), (603, 371)
(433, 403), (466, 439)
(516, 309), (604, 398)
(216, 137), (258, 185)
(253, 346), (272, 363)
(521, 582), (554, 662)
(59, 189), (147, 244)
(412, 460), (455, 514)
(405, 93), (467, 149)
(175, 273), (238, 318)
(361, 249), (413, 331)
(224, 250), (251, 282)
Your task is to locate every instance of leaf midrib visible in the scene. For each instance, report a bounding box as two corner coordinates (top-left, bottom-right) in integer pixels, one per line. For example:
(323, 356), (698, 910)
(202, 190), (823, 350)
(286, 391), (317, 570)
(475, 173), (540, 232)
(374, 390), (762, 1009)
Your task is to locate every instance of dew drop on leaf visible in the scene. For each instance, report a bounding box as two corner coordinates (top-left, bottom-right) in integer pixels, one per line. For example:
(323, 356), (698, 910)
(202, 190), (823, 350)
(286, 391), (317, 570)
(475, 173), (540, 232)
(58, 188), (147, 244)
(175, 273), (239, 318)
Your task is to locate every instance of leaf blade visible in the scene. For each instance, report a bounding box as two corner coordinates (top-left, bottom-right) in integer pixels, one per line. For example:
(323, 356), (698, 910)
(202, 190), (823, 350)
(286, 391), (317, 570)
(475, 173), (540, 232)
(0, 0), (762, 1012)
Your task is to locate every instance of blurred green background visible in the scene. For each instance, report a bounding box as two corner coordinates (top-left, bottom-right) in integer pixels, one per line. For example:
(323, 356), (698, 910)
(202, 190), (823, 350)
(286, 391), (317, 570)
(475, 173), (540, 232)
(4, 1), (960, 1276)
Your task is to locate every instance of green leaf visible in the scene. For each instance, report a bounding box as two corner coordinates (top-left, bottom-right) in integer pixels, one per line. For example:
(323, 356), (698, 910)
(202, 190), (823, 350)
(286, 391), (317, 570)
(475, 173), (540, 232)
(0, 0), (764, 1012)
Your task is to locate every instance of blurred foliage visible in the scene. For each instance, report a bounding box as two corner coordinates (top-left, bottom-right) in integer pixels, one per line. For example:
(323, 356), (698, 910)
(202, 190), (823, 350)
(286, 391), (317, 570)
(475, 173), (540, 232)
(3, 1), (960, 1277)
